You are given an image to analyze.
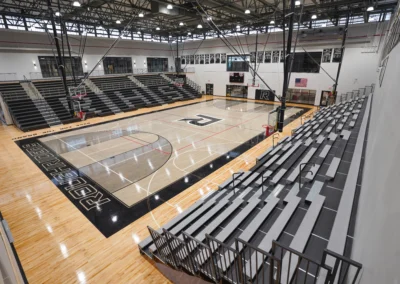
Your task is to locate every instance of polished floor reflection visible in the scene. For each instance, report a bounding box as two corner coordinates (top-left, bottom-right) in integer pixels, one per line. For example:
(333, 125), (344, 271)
(17, 99), (306, 236)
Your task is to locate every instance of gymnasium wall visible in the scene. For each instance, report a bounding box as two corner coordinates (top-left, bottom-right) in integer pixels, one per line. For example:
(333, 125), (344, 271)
(351, 42), (400, 284)
(0, 29), (175, 80)
(183, 22), (385, 105)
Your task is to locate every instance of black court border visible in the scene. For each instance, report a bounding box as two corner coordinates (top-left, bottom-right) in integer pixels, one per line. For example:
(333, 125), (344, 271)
(15, 98), (309, 237)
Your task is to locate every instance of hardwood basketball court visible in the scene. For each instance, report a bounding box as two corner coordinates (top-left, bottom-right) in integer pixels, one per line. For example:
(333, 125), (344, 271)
(0, 96), (313, 282)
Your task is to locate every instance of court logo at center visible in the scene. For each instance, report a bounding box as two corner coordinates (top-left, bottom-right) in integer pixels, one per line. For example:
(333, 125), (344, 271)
(179, 114), (222, 127)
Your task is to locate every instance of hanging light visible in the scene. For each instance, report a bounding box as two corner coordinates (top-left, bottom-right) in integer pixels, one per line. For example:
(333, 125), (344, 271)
(207, 16), (212, 21)
(179, 22), (184, 26)
(270, 20), (275, 24)
(188, 32), (191, 35)
(156, 27), (160, 30)
(137, 31), (141, 34)
(236, 25), (240, 29)
(244, 9), (250, 14)
(55, 11), (61, 16)
(139, 13), (144, 17)
(295, 0), (301, 5)
(72, 1), (81, 7)
(116, 20), (121, 24)
(367, 6), (374, 11)
(197, 24), (202, 28)
(311, 14), (317, 19)
(167, 4), (173, 9)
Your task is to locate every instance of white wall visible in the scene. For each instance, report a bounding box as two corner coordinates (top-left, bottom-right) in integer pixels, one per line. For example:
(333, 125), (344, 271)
(0, 29), (175, 80)
(183, 22), (384, 105)
(351, 42), (400, 284)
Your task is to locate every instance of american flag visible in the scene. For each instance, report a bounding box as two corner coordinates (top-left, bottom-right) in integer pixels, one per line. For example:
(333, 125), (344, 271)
(295, 78), (308, 87)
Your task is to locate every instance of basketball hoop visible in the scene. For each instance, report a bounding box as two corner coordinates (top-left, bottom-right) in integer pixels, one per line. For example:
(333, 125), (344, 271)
(71, 93), (87, 100)
(262, 124), (275, 137)
(247, 79), (260, 88)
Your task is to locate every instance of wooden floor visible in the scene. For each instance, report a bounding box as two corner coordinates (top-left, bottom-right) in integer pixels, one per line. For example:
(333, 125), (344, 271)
(0, 95), (315, 283)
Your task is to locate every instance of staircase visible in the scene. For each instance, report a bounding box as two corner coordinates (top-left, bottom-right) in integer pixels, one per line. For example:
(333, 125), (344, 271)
(21, 82), (43, 99)
(84, 79), (103, 94)
(32, 100), (62, 126)
(128, 75), (145, 87)
(96, 93), (122, 114)
(160, 73), (174, 83)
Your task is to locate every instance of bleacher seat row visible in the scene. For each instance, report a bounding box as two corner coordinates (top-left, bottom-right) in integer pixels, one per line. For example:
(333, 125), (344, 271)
(0, 73), (201, 131)
(139, 88), (372, 284)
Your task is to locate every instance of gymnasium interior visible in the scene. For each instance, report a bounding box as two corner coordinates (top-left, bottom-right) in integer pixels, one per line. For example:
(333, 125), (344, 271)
(0, 0), (399, 283)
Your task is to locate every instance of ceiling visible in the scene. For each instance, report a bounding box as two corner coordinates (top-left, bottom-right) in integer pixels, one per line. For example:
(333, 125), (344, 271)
(0, 0), (397, 41)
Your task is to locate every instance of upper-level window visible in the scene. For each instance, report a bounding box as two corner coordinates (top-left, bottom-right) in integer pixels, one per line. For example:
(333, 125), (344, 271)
(291, 52), (322, 73)
(227, 55), (250, 72)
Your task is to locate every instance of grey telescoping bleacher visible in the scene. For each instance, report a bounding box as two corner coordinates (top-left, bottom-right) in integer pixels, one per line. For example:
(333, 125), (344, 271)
(140, 93), (369, 284)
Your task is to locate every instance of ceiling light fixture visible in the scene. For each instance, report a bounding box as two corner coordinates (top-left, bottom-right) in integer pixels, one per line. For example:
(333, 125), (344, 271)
(207, 16), (212, 21)
(139, 13), (144, 17)
(156, 27), (160, 30)
(179, 22), (184, 26)
(197, 24), (202, 28)
(55, 11), (61, 16)
(72, 1), (81, 7)
(245, 9), (250, 14)
(270, 20), (275, 24)
(236, 25), (240, 29)
(116, 20), (121, 24)
(311, 14), (317, 19)
(295, 0), (301, 5)
(188, 32), (191, 35)
(367, 6), (374, 11)
(167, 4), (173, 9)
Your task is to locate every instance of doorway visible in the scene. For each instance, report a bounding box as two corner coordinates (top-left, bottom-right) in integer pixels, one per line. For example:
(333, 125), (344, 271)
(320, 90), (330, 106)
(206, 84), (214, 95)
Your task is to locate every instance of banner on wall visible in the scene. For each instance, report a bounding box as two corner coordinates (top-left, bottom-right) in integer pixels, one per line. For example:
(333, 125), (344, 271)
(322, 49), (332, 63)
(210, 54), (215, 63)
(200, 54), (205, 64)
(221, 53), (227, 64)
(215, 53), (221, 63)
(272, 51), (279, 63)
(332, 48), (342, 62)
(280, 50), (285, 62)
(250, 52), (256, 63)
(257, 51), (264, 63)
(264, 51), (272, 63)
(295, 78), (308, 87)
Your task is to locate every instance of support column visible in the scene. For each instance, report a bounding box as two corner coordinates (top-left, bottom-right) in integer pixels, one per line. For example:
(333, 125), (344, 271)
(332, 13), (350, 96)
(278, 0), (295, 132)
(47, 0), (72, 111)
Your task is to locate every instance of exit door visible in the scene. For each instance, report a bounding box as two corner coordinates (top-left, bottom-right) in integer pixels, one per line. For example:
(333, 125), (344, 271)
(206, 84), (214, 95)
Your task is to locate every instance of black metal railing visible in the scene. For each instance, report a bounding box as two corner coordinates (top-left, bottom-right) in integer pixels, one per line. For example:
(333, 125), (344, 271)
(147, 226), (179, 268)
(182, 232), (219, 282)
(272, 241), (324, 284)
(147, 222), (362, 284)
(208, 234), (243, 284)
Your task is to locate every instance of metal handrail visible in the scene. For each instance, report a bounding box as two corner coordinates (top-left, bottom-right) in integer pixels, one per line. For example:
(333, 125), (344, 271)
(0, 73), (18, 82)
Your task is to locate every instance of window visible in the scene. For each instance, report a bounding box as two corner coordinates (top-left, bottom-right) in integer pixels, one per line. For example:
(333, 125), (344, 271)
(287, 88), (316, 105)
(291, 52), (321, 73)
(103, 57), (132, 74)
(227, 55), (250, 72)
(39, 56), (83, 78)
(147, 58), (168, 72)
